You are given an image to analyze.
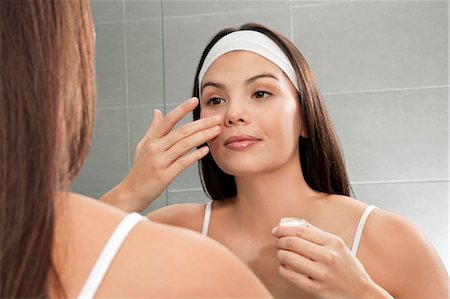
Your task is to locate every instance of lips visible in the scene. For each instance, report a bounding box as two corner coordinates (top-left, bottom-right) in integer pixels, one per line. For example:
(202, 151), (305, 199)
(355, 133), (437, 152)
(224, 135), (261, 150)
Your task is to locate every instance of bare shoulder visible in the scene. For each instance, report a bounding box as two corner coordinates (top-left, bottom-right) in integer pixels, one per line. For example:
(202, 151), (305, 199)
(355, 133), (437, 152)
(362, 208), (444, 265)
(359, 209), (448, 298)
(312, 194), (370, 229)
(61, 192), (128, 227)
(146, 202), (207, 232)
(322, 194), (368, 212)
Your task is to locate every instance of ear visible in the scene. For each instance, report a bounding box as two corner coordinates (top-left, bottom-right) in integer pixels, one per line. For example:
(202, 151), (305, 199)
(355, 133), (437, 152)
(300, 128), (307, 138)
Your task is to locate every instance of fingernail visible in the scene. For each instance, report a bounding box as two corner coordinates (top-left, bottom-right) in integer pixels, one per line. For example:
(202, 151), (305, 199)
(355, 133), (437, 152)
(153, 109), (161, 118)
(188, 97), (198, 104)
(272, 227), (278, 234)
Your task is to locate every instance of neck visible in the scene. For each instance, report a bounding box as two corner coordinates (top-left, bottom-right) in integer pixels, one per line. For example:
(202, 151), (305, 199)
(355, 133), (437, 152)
(229, 155), (321, 235)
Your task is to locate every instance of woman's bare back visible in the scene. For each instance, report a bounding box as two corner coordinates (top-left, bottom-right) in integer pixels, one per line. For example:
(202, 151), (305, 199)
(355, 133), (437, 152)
(51, 193), (271, 298)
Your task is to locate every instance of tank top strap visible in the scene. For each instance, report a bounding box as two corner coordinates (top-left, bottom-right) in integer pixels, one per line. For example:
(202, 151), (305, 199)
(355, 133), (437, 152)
(201, 201), (212, 236)
(78, 212), (147, 299)
(351, 205), (378, 256)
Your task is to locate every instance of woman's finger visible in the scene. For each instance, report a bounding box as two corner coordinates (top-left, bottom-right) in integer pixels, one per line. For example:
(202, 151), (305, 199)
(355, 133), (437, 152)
(143, 108), (164, 141)
(163, 146), (211, 182)
(276, 236), (326, 262)
(163, 125), (221, 165)
(154, 97), (199, 138)
(277, 249), (323, 279)
(278, 265), (318, 293)
(159, 115), (222, 151)
(273, 225), (333, 246)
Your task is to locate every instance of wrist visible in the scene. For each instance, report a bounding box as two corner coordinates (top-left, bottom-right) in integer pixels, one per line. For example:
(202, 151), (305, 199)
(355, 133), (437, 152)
(100, 180), (140, 213)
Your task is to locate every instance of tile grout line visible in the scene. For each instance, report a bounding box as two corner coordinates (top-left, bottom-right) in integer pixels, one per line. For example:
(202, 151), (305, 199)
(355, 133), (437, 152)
(160, 0), (169, 207)
(322, 85), (449, 96)
(163, 6), (288, 21)
(97, 104), (163, 111)
(351, 178), (449, 185)
(290, 0), (294, 42)
(122, 0), (132, 171)
(95, 20), (126, 25)
(292, 2), (343, 9)
(96, 17), (161, 25)
(168, 188), (204, 194)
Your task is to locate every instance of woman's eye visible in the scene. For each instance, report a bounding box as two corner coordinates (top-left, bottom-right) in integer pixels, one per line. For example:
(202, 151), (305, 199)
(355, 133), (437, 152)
(206, 97), (224, 106)
(253, 90), (271, 99)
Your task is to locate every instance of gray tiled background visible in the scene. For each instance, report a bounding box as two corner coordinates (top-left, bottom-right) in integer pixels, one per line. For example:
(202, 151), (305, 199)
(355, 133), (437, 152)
(73, 0), (449, 270)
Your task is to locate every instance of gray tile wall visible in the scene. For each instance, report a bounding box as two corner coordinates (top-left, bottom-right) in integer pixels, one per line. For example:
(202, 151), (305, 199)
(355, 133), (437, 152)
(75, 0), (448, 269)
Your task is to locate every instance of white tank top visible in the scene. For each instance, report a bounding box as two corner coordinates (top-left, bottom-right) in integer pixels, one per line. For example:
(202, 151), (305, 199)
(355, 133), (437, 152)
(77, 212), (147, 299)
(201, 201), (377, 256)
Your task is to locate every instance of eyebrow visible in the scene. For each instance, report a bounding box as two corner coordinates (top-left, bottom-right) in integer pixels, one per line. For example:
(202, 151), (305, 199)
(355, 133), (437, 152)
(201, 81), (225, 92)
(246, 73), (279, 84)
(201, 73), (279, 92)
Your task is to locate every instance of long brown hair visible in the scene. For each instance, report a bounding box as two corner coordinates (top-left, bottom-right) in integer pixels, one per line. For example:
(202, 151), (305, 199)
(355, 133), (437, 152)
(193, 23), (351, 200)
(0, 0), (95, 297)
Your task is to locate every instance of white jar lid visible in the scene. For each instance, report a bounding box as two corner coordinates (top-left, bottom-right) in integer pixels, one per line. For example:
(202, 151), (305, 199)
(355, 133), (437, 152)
(279, 217), (308, 227)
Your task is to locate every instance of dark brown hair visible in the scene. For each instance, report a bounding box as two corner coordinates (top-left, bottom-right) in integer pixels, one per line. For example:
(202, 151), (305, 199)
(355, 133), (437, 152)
(0, 0), (95, 297)
(192, 23), (351, 200)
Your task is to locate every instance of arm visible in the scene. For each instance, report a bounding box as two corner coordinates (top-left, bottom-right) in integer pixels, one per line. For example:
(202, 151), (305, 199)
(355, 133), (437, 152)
(146, 203), (205, 231)
(100, 97), (221, 212)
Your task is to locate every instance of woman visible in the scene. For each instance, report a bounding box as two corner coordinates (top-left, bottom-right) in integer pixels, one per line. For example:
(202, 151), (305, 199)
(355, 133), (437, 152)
(0, 2), (273, 298)
(103, 23), (448, 298)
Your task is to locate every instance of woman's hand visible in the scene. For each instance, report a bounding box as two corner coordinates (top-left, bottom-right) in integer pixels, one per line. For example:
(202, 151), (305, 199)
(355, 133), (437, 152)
(272, 224), (393, 299)
(100, 97), (221, 212)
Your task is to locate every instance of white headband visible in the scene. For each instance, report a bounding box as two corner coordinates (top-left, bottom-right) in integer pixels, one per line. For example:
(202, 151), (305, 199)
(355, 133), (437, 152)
(198, 30), (300, 95)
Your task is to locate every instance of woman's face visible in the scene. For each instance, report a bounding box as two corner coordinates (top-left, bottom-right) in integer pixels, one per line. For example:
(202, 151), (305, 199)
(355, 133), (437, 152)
(200, 50), (304, 176)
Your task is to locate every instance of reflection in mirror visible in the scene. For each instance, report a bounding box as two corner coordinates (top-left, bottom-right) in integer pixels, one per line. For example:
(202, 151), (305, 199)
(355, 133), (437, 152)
(75, 0), (448, 280)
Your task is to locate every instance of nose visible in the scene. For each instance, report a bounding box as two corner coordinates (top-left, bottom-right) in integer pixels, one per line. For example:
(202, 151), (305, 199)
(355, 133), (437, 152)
(224, 99), (250, 127)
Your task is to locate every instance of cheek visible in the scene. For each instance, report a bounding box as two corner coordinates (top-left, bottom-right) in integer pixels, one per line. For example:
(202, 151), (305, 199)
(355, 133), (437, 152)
(207, 136), (220, 148)
(200, 107), (224, 122)
(285, 99), (302, 137)
(271, 103), (300, 137)
(206, 138), (222, 166)
(266, 107), (301, 154)
(199, 105), (211, 118)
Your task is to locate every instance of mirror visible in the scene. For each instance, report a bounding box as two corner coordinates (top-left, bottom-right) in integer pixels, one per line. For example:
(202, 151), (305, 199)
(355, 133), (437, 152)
(73, 0), (448, 270)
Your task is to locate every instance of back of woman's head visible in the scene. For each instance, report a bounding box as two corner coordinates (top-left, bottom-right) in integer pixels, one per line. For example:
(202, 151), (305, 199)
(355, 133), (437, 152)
(0, 0), (95, 297)
(192, 23), (351, 200)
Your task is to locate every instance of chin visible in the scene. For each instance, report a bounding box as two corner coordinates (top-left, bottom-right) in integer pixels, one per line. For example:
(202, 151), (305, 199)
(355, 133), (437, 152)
(215, 159), (267, 176)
